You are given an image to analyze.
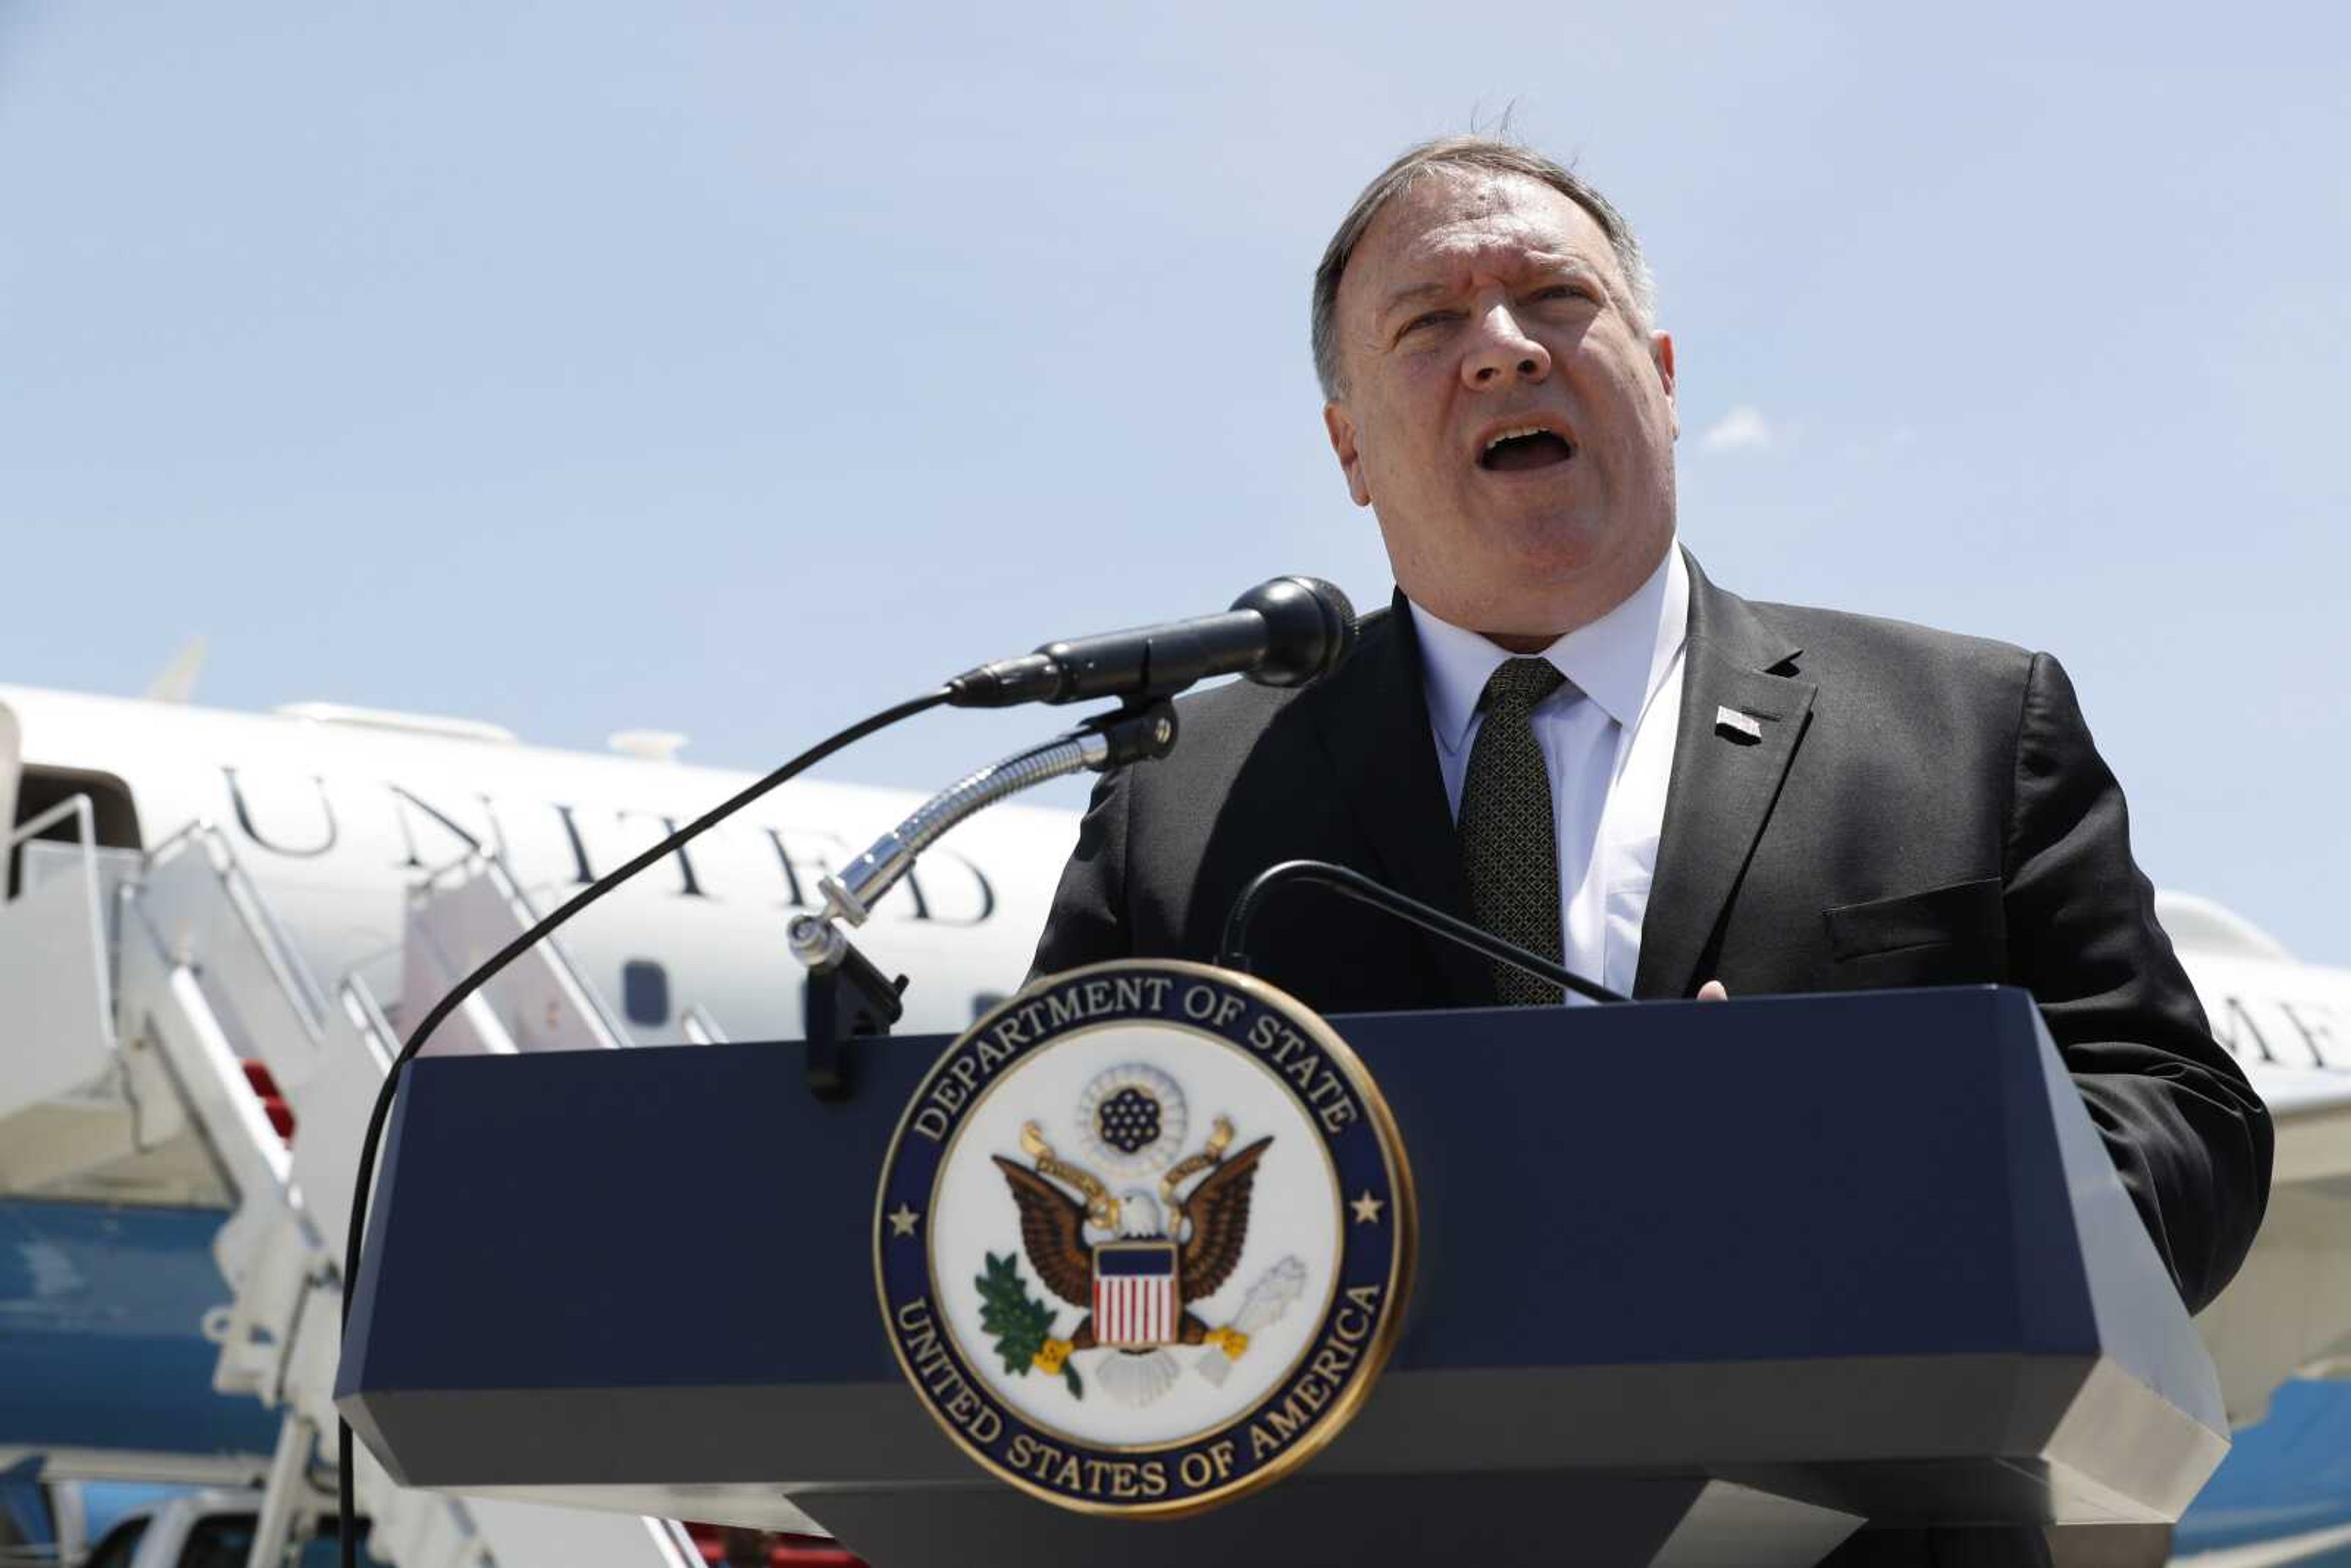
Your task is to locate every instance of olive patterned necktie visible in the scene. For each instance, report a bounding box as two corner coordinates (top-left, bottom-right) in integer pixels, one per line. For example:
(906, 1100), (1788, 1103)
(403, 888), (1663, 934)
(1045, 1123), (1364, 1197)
(1458, 657), (1567, 1005)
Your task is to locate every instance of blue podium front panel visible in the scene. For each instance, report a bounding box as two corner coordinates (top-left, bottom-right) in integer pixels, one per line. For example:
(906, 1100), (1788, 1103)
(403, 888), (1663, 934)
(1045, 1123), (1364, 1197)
(337, 986), (2225, 1534)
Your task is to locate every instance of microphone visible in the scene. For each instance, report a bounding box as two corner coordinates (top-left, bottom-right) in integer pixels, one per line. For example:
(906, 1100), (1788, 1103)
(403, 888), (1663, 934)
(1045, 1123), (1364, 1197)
(945, 576), (1358, 708)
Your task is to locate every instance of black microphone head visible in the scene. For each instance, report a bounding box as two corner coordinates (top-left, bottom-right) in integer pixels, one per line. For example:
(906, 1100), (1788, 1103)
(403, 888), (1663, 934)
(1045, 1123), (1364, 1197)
(1232, 575), (1357, 688)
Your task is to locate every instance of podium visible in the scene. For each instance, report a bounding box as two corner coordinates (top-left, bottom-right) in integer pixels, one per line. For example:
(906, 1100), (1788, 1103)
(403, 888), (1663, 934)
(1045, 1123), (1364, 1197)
(336, 986), (2227, 1567)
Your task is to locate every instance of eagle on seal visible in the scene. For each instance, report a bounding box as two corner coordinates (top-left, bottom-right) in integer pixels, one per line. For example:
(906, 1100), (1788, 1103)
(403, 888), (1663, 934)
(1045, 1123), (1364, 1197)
(992, 1135), (1272, 1354)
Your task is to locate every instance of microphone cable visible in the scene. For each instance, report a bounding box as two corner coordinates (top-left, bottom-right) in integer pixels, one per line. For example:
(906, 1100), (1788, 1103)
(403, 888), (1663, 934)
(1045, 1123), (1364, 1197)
(335, 686), (951, 1568)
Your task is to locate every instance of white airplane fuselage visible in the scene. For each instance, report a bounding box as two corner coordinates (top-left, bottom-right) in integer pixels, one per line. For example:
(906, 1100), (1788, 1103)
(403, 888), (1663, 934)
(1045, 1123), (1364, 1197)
(0, 683), (1078, 1044)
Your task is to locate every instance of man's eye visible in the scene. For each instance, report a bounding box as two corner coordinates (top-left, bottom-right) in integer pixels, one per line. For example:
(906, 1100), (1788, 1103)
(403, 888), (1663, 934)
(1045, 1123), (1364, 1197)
(1399, 310), (1457, 337)
(1534, 284), (1591, 304)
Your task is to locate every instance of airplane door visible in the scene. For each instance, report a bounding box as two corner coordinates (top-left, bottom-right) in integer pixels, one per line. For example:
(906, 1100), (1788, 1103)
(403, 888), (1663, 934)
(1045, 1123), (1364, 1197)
(0, 702), (19, 872)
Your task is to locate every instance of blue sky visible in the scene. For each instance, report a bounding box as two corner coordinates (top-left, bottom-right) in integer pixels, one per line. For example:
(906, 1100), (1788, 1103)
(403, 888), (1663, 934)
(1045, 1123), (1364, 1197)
(1, 2), (2344, 961)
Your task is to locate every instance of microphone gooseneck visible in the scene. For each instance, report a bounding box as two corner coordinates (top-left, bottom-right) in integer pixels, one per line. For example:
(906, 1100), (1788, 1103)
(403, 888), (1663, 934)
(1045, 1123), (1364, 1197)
(1220, 858), (1627, 1005)
(944, 575), (1358, 708)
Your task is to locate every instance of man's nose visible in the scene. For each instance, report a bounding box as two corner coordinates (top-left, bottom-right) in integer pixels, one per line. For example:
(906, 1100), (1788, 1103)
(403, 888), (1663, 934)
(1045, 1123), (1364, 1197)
(1463, 307), (1551, 388)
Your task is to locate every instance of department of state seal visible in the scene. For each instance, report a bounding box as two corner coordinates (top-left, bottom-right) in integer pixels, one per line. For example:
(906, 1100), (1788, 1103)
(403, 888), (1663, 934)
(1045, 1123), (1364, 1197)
(874, 959), (1415, 1517)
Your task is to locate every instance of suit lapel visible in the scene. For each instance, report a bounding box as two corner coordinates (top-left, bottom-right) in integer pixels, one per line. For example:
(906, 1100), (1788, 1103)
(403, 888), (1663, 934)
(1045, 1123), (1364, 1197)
(1633, 555), (1817, 1000)
(1307, 595), (1496, 1008)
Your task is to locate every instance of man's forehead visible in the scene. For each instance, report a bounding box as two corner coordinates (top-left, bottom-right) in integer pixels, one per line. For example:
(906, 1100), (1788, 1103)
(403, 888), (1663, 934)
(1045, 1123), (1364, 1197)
(1351, 171), (1611, 299)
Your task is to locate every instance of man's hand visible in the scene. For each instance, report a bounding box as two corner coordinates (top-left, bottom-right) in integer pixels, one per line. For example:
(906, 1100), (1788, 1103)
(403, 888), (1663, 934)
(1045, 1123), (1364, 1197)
(1697, 980), (1729, 1002)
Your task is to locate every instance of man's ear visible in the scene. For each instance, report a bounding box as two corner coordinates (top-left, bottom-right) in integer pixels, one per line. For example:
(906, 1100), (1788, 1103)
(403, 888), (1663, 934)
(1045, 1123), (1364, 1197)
(1324, 402), (1373, 507)
(1650, 331), (1678, 440)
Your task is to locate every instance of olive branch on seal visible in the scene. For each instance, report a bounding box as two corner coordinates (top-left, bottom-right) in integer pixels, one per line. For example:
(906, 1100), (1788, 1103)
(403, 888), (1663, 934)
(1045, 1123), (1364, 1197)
(977, 1252), (1083, 1399)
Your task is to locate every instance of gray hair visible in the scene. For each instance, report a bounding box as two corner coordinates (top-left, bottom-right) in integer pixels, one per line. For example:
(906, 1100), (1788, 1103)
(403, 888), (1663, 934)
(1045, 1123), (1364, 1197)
(1310, 136), (1656, 399)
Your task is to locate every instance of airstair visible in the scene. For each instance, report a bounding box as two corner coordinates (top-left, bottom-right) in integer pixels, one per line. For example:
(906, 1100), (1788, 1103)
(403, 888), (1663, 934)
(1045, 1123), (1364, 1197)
(0, 799), (804, 1568)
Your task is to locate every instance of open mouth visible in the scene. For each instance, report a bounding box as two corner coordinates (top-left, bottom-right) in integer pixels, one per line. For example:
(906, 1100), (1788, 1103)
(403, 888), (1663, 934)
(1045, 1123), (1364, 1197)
(1478, 427), (1576, 473)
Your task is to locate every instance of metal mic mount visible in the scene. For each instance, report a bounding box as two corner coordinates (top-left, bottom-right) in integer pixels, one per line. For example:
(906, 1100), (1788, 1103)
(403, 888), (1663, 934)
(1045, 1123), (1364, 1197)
(787, 699), (1179, 1098)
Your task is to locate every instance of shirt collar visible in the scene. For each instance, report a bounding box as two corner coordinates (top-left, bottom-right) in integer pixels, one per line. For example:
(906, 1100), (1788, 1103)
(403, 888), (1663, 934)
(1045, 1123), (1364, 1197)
(1409, 541), (1690, 756)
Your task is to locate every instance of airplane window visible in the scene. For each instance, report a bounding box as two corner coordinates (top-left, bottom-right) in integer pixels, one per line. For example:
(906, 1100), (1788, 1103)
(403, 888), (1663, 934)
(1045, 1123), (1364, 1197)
(972, 992), (1008, 1020)
(622, 959), (670, 1027)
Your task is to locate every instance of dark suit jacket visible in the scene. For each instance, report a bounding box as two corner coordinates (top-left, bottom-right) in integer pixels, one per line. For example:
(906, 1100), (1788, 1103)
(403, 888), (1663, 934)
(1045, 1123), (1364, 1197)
(1032, 552), (2271, 1319)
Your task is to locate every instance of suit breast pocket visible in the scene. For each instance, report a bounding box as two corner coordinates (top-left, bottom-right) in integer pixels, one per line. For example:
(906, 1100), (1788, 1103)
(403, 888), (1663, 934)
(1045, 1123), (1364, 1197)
(1824, 877), (2005, 983)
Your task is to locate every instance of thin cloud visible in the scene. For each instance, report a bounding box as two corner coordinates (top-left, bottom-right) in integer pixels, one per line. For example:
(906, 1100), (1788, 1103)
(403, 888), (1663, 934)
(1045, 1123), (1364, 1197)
(1702, 405), (1776, 453)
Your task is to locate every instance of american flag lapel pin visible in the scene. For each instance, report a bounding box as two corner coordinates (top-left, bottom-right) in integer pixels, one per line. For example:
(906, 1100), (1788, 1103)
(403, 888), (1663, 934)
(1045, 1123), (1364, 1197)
(1715, 705), (1763, 744)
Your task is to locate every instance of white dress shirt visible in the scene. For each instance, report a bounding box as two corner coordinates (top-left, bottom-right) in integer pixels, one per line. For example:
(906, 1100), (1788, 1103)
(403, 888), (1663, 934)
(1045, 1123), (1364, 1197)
(1409, 544), (1690, 999)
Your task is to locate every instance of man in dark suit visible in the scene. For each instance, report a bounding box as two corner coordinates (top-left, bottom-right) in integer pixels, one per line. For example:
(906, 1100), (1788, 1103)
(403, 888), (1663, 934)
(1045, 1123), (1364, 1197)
(1030, 137), (2270, 1563)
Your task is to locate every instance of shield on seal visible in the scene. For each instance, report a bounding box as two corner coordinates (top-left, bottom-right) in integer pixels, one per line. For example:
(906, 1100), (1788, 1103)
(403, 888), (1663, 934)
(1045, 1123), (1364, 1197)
(1092, 1239), (1180, 1347)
